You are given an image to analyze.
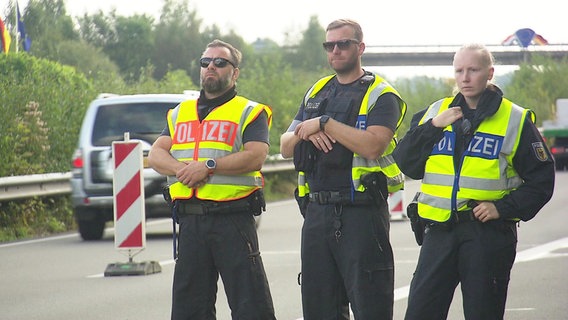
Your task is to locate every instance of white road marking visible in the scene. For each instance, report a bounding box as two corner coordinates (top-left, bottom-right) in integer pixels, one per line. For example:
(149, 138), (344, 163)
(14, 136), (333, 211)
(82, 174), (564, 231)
(514, 237), (568, 262)
(391, 237), (568, 302)
(294, 236), (568, 319)
(3, 222), (566, 317)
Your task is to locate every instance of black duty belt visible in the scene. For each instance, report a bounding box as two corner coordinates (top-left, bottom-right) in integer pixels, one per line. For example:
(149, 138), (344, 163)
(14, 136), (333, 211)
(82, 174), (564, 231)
(176, 198), (250, 215)
(308, 191), (372, 205)
(427, 210), (518, 230)
(452, 209), (476, 224)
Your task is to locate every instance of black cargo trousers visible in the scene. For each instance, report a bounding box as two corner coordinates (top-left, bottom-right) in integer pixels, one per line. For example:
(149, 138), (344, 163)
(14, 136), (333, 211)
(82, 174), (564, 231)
(301, 200), (395, 320)
(171, 209), (275, 320)
(405, 219), (517, 320)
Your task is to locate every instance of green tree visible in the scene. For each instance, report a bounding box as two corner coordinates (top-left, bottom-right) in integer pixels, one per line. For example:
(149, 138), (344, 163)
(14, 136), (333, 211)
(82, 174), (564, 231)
(160, 69), (199, 93)
(77, 10), (116, 49)
(109, 14), (156, 81)
(21, 0), (78, 59)
(78, 10), (156, 81)
(18, 1), (119, 82)
(152, 0), (205, 81)
(287, 15), (328, 72)
(3, 100), (49, 180)
(393, 76), (454, 136)
(55, 40), (121, 79)
(238, 52), (310, 154)
(0, 54), (94, 175)
(504, 55), (568, 126)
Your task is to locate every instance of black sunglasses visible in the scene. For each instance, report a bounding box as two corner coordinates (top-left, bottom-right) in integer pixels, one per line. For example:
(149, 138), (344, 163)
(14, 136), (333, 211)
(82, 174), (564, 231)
(199, 57), (236, 68)
(322, 39), (360, 52)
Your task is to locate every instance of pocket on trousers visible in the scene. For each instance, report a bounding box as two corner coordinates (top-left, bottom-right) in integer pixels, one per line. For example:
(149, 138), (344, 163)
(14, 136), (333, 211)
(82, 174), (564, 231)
(362, 262), (394, 294)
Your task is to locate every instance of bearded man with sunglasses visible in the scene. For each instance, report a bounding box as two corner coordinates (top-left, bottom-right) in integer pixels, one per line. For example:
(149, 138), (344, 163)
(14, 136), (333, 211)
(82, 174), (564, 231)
(280, 19), (407, 319)
(149, 39), (275, 320)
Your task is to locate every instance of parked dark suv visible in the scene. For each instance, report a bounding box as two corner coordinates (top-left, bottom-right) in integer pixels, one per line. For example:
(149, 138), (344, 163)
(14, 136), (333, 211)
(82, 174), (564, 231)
(71, 92), (198, 240)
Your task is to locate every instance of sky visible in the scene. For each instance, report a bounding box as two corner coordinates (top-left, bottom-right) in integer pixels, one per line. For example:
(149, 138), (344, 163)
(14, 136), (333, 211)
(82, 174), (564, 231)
(11, 0), (568, 78)
(51, 0), (568, 45)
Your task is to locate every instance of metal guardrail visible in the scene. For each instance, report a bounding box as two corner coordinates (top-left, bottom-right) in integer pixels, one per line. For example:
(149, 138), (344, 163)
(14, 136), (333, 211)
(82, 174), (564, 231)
(0, 172), (73, 201)
(0, 160), (295, 201)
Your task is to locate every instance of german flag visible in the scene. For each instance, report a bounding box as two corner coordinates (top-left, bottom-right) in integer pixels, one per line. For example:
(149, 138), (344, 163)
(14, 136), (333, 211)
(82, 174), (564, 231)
(0, 17), (11, 54)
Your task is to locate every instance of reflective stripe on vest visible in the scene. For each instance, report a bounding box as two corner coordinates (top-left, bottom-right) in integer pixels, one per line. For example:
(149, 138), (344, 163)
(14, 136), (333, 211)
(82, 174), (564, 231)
(297, 73), (407, 196)
(417, 97), (528, 222)
(166, 96), (271, 201)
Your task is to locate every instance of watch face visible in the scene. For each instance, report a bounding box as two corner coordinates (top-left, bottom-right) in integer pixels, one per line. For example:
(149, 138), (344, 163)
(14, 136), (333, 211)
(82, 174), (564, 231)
(206, 159), (216, 169)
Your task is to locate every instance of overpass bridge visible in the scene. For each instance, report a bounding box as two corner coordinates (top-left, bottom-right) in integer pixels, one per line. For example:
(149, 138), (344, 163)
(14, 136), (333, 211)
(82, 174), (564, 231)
(361, 44), (568, 67)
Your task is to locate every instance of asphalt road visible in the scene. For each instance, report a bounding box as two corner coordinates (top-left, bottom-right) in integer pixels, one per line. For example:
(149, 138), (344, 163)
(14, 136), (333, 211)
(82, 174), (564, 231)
(2, 172), (567, 320)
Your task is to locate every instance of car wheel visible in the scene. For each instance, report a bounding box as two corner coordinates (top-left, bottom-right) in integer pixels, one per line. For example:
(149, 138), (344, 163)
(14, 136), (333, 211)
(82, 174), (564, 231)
(77, 214), (106, 241)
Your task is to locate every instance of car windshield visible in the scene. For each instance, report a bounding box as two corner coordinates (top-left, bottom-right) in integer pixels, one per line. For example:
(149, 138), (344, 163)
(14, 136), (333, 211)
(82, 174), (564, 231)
(91, 102), (177, 146)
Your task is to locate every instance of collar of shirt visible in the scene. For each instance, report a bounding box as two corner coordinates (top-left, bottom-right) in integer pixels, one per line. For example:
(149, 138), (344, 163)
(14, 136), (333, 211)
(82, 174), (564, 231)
(197, 86), (237, 120)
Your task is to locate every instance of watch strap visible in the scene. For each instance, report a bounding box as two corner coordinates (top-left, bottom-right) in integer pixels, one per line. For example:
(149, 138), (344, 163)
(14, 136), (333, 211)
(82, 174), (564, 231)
(320, 115), (330, 132)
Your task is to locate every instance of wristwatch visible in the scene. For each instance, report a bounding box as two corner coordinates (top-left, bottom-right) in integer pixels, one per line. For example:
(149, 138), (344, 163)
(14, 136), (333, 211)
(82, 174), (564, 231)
(320, 115), (330, 132)
(205, 158), (216, 174)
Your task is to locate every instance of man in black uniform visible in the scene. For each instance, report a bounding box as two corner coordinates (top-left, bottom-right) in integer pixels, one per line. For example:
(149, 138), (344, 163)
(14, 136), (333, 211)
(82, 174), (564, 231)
(394, 43), (555, 319)
(149, 39), (275, 320)
(280, 19), (407, 319)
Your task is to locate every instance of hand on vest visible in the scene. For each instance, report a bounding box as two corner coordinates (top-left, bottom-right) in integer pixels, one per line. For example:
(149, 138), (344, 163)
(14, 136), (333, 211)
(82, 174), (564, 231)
(432, 107), (463, 128)
(176, 160), (210, 188)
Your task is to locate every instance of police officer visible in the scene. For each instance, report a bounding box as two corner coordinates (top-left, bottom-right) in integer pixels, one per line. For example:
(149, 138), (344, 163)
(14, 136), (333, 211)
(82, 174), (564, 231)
(393, 43), (555, 319)
(148, 39), (275, 320)
(281, 19), (407, 319)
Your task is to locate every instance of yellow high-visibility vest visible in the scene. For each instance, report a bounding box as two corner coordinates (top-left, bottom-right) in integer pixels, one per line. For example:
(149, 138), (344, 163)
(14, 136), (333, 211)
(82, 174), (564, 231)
(417, 96), (532, 222)
(167, 96), (272, 201)
(297, 73), (407, 196)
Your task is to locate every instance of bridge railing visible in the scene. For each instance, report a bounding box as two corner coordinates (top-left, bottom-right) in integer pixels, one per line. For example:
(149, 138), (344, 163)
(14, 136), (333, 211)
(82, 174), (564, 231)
(364, 43), (568, 53)
(362, 44), (568, 66)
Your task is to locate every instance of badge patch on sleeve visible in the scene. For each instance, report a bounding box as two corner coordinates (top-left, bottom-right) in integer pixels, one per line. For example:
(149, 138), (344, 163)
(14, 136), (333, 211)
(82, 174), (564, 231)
(532, 142), (549, 161)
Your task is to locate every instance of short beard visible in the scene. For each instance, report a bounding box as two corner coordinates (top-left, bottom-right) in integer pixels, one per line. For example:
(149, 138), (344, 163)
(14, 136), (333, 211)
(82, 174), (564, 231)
(331, 56), (358, 75)
(201, 73), (232, 94)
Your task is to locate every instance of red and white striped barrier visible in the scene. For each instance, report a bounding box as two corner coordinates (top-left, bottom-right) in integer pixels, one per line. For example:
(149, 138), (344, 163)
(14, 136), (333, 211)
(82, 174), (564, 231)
(388, 190), (406, 220)
(112, 140), (146, 250)
(105, 137), (160, 276)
